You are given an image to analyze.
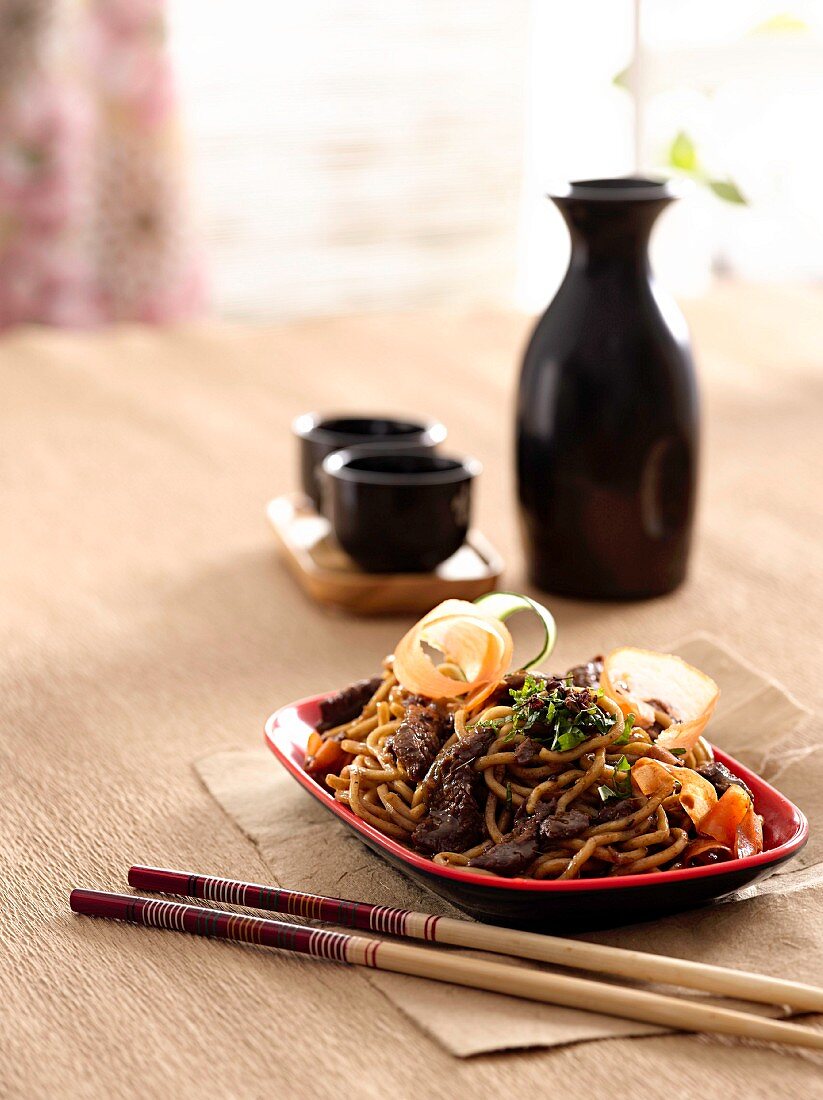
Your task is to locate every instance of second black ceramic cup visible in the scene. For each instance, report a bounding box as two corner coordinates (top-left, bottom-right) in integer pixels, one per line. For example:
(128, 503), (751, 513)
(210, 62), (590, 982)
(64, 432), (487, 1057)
(322, 447), (480, 573)
(293, 412), (447, 510)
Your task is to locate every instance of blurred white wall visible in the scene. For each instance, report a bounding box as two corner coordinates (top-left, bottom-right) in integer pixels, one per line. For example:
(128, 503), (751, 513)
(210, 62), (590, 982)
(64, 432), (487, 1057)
(519, 0), (823, 308)
(168, 1), (530, 319)
(170, 0), (823, 320)
(515, 0), (635, 312)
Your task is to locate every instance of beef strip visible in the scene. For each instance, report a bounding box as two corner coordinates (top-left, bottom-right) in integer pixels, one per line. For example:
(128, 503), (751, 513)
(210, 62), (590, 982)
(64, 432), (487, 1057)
(488, 658), (602, 708)
(564, 656), (604, 689)
(469, 802), (556, 876)
(538, 807), (592, 843)
(469, 802), (591, 877)
(514, 737), (542, 765)
(487, 670), (550, 707)
(411, 729), (493, 855)
(697, 761), (753, 800)
(595, 796), (643, 825)
(499, 671), (538, 694)
(517, 682), (600, 743)
(316, 676), (383, 733)
(560, 685), (598, 714)
(385, 702), (452, 782)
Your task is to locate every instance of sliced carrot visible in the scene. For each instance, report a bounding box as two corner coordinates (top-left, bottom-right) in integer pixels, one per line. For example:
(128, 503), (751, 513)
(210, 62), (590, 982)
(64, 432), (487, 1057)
(631, 757), (677, 798)
(698, 785), (751, 847)
(393, 599), (513, 701)
(462, 678), (504, 715)
(630, 756), (717, 828)
(670, 768), (717, 827)
(735, 805), (764, 858)
(305, 737), (350, 777)
(306, 731), (323, 760)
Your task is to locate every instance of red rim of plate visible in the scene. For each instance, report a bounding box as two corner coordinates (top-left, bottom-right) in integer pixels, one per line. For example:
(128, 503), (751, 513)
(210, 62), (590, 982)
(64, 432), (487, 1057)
(264, 693), (808, 893)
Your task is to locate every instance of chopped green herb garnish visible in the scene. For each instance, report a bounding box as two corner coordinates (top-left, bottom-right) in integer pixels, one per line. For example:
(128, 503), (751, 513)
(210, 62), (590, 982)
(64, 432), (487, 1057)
(468, 715), (509, 731)
(471, 673), (619, 761)
(509, 673), (547, 709)
(613, 754), (632, 794)
(552, 727), (588, 752)
(598, 755), (632, 801)
(670, 747), (687, 756)
(505, 781), (513, 809)
(506, 672), (618, 752)
(613, 712), (636, 746)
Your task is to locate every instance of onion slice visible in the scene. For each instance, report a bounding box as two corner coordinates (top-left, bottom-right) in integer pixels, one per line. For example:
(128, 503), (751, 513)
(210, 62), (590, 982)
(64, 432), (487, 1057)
(601, 647), (719, 750)
(392, 599), (513, 700)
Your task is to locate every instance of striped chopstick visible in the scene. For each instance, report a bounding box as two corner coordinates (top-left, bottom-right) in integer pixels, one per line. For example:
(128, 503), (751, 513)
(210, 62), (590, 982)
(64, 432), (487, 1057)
(71, 888), (823, 1050)
(128, 865), (823, 1015)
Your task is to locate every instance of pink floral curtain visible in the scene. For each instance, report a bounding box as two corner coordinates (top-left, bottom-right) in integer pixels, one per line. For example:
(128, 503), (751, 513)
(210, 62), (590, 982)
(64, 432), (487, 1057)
(0, 0), (205, 327)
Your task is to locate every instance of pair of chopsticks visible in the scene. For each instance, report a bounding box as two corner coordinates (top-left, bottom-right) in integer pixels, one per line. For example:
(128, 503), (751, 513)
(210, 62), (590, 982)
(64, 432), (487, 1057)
(70, 866), (823, 1050)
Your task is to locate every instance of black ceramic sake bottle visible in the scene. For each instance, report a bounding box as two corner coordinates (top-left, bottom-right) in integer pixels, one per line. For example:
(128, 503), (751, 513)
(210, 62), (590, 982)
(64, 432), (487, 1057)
(516, 177), (699, 599)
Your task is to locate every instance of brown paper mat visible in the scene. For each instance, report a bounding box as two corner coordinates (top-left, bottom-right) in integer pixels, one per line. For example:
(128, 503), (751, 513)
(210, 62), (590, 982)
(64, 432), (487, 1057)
(195, 636), (819, 1056)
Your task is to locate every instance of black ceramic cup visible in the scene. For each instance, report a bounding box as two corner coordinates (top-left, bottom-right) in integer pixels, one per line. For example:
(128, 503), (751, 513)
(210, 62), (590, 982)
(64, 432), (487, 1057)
(321, 447), (481, 573)
(293, 412), (447, 510)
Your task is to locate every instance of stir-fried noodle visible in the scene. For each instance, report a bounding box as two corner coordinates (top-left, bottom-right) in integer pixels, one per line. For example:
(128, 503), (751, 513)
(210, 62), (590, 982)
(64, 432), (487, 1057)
(308, 660), (756, 881)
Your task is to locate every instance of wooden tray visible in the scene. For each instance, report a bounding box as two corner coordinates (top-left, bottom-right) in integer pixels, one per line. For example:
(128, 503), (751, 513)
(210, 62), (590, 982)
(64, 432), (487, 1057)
(267, 493), (503, 615)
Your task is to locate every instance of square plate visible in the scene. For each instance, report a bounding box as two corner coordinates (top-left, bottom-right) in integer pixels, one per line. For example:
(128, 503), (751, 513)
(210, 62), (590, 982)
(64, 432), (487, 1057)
(265, 693), (808, 930)
(267, 493), (503, 614)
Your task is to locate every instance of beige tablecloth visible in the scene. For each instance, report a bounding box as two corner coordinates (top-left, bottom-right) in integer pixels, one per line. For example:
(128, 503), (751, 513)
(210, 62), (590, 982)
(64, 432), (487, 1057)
(2, 283), (823, 1098)
(194, 634), (814, 1057)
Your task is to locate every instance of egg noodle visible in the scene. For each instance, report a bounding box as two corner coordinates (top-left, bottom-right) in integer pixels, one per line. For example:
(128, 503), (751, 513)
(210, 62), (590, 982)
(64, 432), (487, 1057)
(313, 663), (751, 881)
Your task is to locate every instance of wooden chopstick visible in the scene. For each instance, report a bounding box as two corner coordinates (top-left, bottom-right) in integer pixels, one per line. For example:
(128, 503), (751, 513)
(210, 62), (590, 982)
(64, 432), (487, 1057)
(71, 888), (823, 1050)
(128, 865), (823, 1014)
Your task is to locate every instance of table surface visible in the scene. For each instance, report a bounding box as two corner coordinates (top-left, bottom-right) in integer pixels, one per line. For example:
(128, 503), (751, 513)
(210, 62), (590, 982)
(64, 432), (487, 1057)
(3, 282), (822, 1099)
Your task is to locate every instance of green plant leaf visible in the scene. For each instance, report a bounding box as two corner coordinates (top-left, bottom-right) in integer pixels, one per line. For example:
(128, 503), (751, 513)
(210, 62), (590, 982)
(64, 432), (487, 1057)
(750, 13), (809, 35)
(612, 66), (631, 90)
(708, 179), (747, 205)
(668, 131), (699, 173)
